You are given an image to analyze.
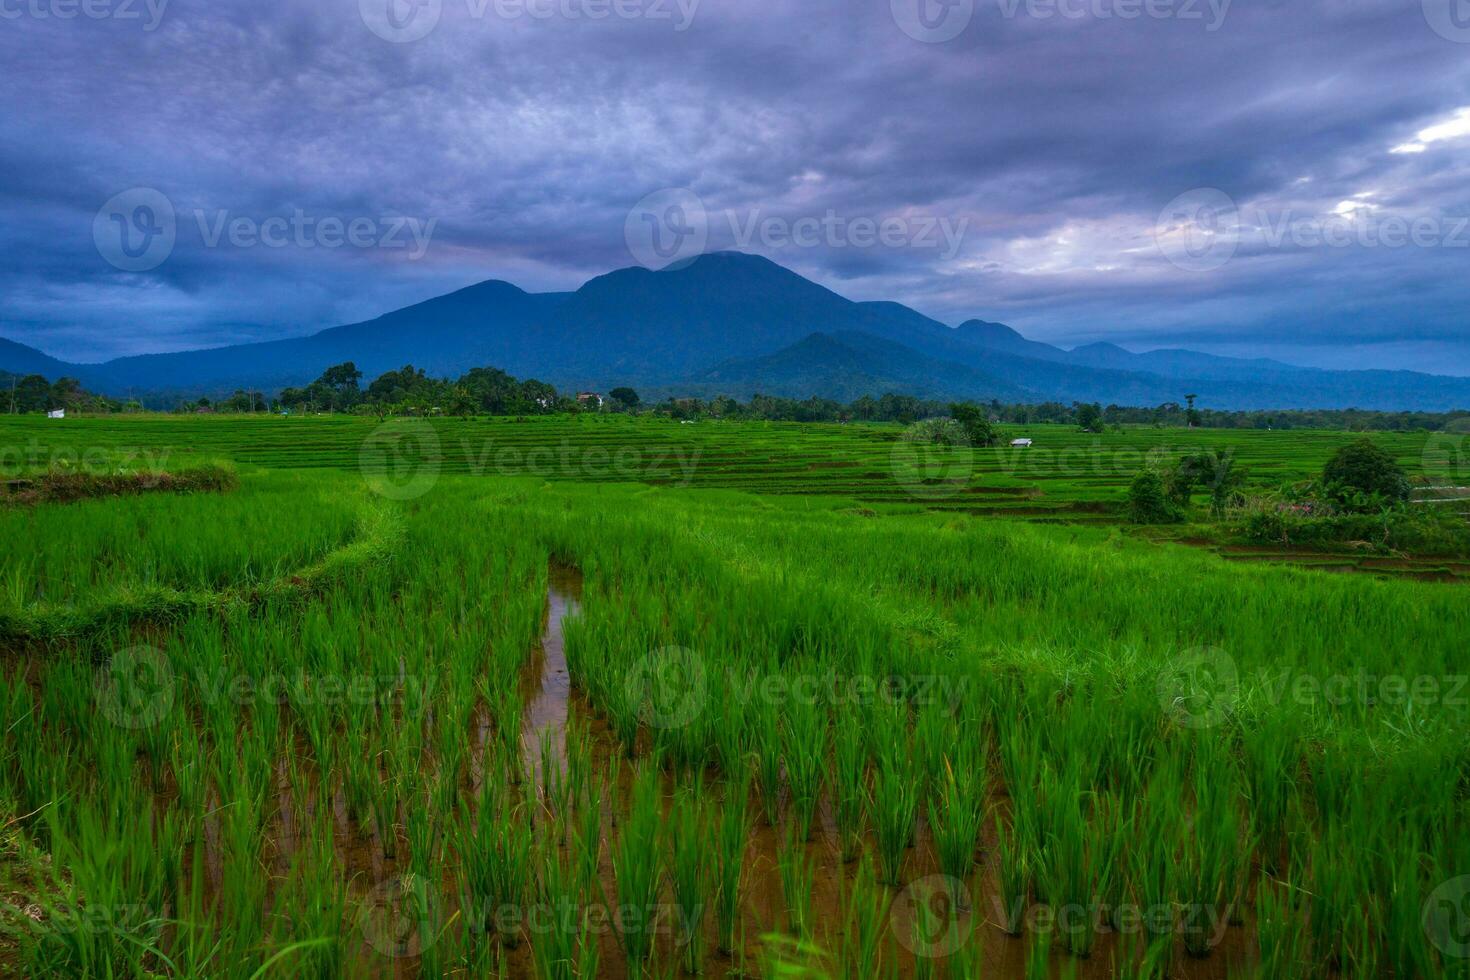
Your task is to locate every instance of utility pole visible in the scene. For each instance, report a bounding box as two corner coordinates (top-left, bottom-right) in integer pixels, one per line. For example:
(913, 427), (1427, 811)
(8, 376), (15, 415)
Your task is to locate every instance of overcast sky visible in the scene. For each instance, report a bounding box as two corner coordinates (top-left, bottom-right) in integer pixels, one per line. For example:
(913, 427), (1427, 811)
(3, 0), (1468, 373)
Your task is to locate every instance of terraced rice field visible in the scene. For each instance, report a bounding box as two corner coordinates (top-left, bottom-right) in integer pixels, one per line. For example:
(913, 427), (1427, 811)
(0, 414), (1450, 516)
(1, 418), (1467, 979)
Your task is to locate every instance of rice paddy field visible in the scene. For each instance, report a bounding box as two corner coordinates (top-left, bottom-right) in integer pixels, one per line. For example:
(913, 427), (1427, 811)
(1, 415), (1467, 978)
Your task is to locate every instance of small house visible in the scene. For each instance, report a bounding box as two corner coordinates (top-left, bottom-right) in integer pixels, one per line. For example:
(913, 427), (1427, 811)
(1010, 438), (1033, 448)
(576, 392), (605, 408)
(47, 409), (65, 419)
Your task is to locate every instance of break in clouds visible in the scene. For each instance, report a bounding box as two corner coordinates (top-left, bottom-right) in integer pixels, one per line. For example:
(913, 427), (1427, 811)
(1, 0), (1468, 371)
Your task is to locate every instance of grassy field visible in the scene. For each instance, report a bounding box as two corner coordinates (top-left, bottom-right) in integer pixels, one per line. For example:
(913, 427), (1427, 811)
(0, 411), (1451, 507)
(0, 416), (1467, 978)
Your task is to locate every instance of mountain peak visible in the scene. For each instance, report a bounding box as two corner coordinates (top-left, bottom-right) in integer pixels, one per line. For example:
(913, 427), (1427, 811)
(956, 319), (1026, 342)
(1071, 341), (1131, 355)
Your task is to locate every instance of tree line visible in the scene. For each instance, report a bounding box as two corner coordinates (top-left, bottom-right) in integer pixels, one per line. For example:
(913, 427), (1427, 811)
(4, 361), (1469, 433)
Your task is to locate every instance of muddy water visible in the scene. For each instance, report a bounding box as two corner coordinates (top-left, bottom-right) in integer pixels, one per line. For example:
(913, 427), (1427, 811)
(519, 562), (582, 784)
(490, 564), (1255, 980)
(166, 562), (1255, 979)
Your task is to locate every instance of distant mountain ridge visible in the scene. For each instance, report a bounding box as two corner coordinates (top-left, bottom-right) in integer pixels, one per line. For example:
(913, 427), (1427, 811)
(2, 251), (1465, 411)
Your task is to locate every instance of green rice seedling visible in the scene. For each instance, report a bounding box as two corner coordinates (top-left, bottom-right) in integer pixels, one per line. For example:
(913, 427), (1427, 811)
(782, 695), (826, 841)
(1025, 929), (1052, 980)
(1094, 790), (1132, 934)
(913, 698), (954, 805)
(871, 740), (919, 886)
(669, 781), (713, 973)
(370, 771), (400, 860)
(217, 781), (271, 961)
(712, 689), (748, 783)
(575, 777), (604, 892)
(1113, 932), (1172, 980)
(539, 725), (574, 822)
(268, 818), (347, 979)
(21, 801), (172, 978)
(993, 808), (1033, 936)
(778, 822), (817, 939)
(832, 708), (869, 863)
(714, 770), (751, 955)
(1178, 740), (1243, 957)
(606, 663), (643, 757)
(563, 713), (594, 812)
(1238, 712), (1298, 875)
(459, 780), (534, 949)
(1307, 822), (1373, 975)
(839, 855), (889, 979)
(1131, 755), (1181, 942)
(930, 755), (986, 909)
(948, 933), (986, 980)
(405, 787), (441, 876)
(1040, 763), (1102, 958)
(1256, 878), (1309, 980)
(532, 831), (601, 980)
(750, 693), (783, 825)
(613, 760), (664, 974)
(171, 731), (209, 842)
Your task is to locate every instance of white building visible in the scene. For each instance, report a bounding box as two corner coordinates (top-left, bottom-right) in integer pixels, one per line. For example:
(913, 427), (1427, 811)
(1010, 438), (1032, 447)
(47, 409), (65, 419)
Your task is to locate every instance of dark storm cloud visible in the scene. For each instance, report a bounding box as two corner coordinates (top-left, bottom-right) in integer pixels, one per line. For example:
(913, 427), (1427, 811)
(1, 0), (1467, 370)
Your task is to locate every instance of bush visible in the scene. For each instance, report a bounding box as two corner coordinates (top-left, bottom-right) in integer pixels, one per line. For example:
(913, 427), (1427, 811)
(1235, 494), (1470, 556)
(949, 402), (999, 447)
(1322, 439), (1409, 511)
(1128, 470), (1181, 524)
(903, 417), (970, 447)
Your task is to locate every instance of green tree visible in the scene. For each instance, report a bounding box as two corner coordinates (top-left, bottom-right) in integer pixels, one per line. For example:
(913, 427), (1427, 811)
(1076, 402), (1104, 433)
(1185, 393), (1201, 428)
(1128, 470), (1181, 523)
(14, 375), (50, 413)
(1322, 438), (1410, 510)
(949, 402), (998, 447)
(609, 387), (640, 410)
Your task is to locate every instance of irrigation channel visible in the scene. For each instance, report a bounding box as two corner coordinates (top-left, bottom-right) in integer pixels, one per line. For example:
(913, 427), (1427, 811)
(348, 562), (1254, 979)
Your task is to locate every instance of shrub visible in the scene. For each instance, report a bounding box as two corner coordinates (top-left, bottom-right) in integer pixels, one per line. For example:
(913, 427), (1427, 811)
(949, 402), (999, 447)
(1128, 470), (1181, 524)
(903, 417), (970, 446)
(1322, 439), (1409, 511)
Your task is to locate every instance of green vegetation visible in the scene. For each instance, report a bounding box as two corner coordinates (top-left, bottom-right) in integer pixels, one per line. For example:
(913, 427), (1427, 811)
(1322, 437), (1412, 509)
(0, 415), (1465, 978)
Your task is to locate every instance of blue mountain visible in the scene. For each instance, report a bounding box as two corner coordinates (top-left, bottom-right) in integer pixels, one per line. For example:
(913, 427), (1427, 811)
(1, 252), (1465, 411)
